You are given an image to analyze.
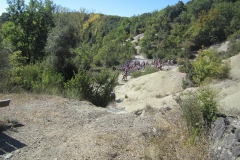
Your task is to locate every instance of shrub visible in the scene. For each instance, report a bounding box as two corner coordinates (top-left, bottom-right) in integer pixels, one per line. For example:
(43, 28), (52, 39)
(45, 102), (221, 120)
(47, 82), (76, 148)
(131, 66), (158, 78)
(64, 68), (118, 107)
(7, 52), (64, 93)
(227, 30), (240, 41)
(64, 69), (92, 101)
(179, 59), (197, 88)
(193, 49), (230, 84)
(21, 64), (42, 91)
(0, 43), (10, 92)
(181, 49), (231, 88)
(41, 69), (64, 94)
(8, 51), (43, 91)
(225, 39), (240, 58)
(90, 68), (118, 107)
(8, 51), (27, 88)
(144, 66), (158, 75)
(181, 78), (195, 89)
(131, 70), (142, 78)
(179, 59), (196, 81)
(175, 86), (218, 139)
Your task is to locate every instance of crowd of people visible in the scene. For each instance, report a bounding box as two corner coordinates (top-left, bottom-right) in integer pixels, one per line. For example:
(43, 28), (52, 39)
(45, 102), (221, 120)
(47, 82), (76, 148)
(152, 59), (174, 71)
(111, 58), (175, 107)
(119, 59), (151, 81)
(118, 58), (175, 80)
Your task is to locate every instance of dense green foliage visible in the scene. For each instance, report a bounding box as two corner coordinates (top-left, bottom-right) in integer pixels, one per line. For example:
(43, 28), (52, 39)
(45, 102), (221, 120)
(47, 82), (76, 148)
(139, 0), (240, 60)
(64, 69), (118, 106)
(0, 35), (11, 92)
(0, 0), (239, 106)
(4, 0), (54, 63)
(193, 49), (230, 84)
(180, 49), (230, 88)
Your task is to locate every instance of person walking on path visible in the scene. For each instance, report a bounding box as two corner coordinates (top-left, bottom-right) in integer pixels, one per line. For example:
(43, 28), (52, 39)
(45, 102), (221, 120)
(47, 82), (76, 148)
(122, 69), (128, 81)
(110, 90), (116, 107)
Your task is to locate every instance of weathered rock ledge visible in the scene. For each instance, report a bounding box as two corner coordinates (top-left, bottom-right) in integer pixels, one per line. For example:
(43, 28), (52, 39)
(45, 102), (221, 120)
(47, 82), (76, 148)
(211, 115), (240, 160)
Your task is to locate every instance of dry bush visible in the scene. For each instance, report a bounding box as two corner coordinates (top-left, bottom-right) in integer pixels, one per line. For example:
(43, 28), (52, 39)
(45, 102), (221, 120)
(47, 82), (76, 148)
(0, 117), (18, 131)
(0, 120), (9, 131)
(143, 110), (210, 160)
(145, 103), (158, 115)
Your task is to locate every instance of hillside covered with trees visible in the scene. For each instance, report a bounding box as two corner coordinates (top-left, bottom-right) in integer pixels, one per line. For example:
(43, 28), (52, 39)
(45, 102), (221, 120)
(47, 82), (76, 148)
(0, 0), (240, 107)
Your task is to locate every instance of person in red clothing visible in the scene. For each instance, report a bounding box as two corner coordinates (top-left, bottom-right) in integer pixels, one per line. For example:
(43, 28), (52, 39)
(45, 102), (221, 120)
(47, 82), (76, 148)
(157, 63), (162, 71)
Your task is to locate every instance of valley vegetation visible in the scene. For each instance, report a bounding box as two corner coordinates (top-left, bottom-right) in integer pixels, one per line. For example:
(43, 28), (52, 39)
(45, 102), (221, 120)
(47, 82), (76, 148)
(1, 0), (240, 159)
(0, 0), (240, 107)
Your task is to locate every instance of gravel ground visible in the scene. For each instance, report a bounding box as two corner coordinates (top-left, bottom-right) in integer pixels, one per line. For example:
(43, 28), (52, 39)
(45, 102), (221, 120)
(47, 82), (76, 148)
(0, 93), (176, 160)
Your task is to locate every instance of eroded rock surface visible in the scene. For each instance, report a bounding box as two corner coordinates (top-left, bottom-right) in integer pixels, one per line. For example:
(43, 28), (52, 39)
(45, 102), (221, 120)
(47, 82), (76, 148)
(211, 115), (240, 160)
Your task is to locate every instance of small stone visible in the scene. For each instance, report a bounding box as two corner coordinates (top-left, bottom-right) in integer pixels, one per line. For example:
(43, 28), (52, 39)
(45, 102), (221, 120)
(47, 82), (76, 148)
(4, 153), (13, 159)
(165, 106), (171, 111)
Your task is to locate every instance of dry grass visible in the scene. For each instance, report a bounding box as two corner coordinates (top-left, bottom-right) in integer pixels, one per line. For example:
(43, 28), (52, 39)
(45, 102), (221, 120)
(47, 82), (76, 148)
(143, 125), (210, 160)
(142, 109), (210, 160)
(145, 103), (158, 115)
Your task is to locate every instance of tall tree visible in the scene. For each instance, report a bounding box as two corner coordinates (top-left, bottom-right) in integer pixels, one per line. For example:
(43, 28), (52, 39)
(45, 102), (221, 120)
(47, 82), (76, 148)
(45, 13), (79, 80)
(5, 0), (54, 63)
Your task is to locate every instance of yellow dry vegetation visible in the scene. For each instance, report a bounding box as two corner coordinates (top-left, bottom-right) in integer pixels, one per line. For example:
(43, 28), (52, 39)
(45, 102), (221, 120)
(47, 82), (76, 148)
(83, 13), (101, 31)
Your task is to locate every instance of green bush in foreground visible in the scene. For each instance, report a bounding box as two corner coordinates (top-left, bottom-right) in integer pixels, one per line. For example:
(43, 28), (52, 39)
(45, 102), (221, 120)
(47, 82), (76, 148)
(175, 86), (218, 140)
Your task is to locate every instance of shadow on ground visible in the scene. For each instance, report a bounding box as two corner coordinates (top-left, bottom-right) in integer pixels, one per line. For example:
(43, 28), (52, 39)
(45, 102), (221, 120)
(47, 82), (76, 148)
(0, 123), (26, 155)
(105, 106), (128, 114)
(115, 98), (123, 103)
